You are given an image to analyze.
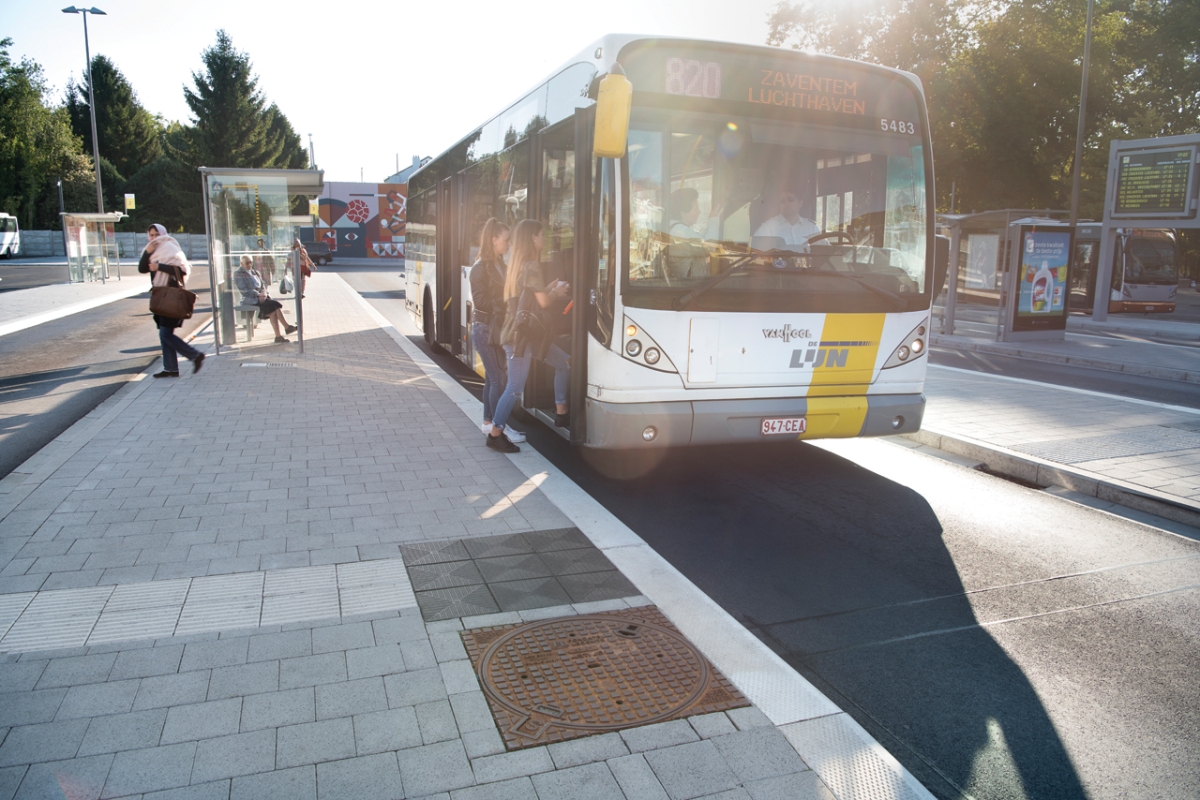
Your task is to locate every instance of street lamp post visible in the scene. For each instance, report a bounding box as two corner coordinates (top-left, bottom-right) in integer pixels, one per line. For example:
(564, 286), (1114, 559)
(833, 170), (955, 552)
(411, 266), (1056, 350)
(1068, 0), (1095, 233)
(62, 6), (107, 214)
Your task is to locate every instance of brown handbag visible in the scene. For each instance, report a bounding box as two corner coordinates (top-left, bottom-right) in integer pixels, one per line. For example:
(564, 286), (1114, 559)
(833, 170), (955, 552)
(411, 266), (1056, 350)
(149, 267), (197, 319)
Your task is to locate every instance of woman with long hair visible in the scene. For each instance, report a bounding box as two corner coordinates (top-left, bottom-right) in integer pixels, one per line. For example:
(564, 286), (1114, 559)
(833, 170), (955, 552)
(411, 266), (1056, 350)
(487, 218), (571, 452)
(469, 218), (522, 441)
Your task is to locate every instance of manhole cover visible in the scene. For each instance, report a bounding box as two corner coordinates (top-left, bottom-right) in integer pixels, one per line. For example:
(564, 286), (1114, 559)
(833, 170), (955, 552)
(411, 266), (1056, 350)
(461, 606), (749, 749)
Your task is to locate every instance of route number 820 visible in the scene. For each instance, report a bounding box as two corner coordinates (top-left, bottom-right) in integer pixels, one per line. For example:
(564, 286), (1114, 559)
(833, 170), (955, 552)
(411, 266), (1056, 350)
(880, 119), (916, 134)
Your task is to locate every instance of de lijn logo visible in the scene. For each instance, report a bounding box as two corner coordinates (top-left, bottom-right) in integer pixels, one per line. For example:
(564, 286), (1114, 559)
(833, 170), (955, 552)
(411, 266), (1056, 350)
(788, 340), (874, 369)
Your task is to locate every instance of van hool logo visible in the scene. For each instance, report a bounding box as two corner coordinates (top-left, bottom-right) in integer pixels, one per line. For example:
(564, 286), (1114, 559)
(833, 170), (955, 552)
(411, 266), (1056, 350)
(789, 340), (874, 369)
(762, 324), (812, 342)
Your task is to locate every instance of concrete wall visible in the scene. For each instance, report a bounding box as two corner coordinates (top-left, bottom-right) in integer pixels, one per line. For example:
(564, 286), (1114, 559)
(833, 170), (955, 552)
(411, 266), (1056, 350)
(15, 231), (209, 260)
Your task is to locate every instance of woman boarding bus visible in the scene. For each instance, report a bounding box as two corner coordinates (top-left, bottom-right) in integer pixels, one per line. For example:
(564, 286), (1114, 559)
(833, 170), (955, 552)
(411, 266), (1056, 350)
(406, 35), (946, 451)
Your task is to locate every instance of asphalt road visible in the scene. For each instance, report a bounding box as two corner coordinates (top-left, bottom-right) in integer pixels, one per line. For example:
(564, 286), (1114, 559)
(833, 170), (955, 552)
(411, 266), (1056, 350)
(0, 270), (212, 479)
(334, 263), (1200, 800)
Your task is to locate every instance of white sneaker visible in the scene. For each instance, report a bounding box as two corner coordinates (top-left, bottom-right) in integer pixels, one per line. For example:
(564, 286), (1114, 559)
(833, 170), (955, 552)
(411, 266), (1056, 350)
(504, 428), (526, 443)
(481, 422), (493, 434)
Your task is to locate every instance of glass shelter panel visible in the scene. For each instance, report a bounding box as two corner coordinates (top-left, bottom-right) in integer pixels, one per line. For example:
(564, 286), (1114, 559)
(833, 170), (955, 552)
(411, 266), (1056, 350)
(63, 213), (124, 283)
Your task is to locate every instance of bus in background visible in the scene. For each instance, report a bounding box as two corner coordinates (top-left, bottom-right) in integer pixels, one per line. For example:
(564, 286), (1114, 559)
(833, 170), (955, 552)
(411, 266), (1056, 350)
(1068, 224), (1178, 314)
(0, 213), (18, 258)
(406, 35), (945, 451)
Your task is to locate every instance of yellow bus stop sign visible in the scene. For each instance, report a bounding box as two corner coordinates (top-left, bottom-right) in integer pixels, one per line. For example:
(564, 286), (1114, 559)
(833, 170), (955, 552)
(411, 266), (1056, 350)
(124, 193), (135, 211)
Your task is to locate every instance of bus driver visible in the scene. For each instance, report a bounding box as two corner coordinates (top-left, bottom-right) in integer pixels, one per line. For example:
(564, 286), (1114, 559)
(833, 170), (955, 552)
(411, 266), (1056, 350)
(754, 188), (820, 247)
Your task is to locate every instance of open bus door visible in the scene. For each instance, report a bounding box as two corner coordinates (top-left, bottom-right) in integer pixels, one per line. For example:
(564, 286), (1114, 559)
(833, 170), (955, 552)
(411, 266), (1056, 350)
(435, 176), (463, 353)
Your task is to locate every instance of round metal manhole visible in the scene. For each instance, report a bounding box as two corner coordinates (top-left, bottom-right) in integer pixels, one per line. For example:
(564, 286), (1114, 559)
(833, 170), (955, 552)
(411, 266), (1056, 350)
(464, 607), (748, 748)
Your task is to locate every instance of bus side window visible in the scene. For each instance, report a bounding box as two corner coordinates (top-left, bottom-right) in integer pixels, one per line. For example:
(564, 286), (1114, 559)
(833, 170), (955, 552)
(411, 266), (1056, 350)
(591, 157), (616, 347)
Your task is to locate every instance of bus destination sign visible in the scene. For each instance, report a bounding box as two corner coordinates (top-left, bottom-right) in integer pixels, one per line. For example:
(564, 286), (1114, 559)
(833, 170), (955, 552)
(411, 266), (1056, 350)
(1113, 147), (1196, 218)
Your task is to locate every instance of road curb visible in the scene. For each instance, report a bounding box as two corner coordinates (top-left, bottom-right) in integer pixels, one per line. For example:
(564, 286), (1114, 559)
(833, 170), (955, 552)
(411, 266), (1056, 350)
(930, 333), (1200, 384)
(903, 427), (1200, 528)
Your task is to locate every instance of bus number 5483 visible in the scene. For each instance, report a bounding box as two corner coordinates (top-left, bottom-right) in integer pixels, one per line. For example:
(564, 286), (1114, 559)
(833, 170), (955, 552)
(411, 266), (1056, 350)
(881, 119), (915, 134)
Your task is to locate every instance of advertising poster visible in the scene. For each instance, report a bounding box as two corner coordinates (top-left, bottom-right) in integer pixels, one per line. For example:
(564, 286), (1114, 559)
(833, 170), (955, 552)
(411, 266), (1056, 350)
(965, 233), (999, 290)
(1013, 227), (1072, 331)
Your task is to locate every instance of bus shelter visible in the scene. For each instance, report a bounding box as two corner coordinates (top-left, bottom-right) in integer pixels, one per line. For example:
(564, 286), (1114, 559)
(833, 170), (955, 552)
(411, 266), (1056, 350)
(61, 212), (126, 283)
(937, 209), (1069, 341)
(199, 168), (323, 355)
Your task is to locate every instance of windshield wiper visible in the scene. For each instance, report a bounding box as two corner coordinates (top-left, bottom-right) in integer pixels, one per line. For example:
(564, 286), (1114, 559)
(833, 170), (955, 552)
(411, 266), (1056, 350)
(798, 269), (909, 310)
(671, 255), (759, 310)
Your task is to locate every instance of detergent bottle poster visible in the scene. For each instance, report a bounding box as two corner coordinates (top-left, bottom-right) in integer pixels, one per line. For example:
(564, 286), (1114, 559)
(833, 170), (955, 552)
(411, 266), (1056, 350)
(1013, 227), (1072, 330)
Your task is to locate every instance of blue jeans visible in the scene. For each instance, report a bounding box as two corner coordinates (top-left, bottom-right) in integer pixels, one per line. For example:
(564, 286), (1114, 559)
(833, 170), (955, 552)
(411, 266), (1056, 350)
(471, 322), (506, 422)
(493, 343), (570, 430)
(158, 324), (202, 372)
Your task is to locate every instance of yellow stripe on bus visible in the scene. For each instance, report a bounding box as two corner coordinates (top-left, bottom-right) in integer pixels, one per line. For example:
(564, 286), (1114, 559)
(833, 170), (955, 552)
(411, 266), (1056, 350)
(806, 313), (886, 394)
(797, 396), (870, 439)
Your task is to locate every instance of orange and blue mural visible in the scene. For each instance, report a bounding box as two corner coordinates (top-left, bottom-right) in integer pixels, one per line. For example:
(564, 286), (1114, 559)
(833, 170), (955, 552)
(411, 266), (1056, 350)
(312, 182), (406, 259)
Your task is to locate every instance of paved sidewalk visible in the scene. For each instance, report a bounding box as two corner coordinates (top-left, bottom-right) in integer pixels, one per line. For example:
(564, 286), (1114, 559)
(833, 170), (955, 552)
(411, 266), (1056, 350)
(0, 280), (150, 339)
(0, 274), (927, 800)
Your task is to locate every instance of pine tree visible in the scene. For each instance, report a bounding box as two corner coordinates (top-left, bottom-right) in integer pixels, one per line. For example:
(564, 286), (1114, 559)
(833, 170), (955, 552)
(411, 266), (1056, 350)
(65, 55), (162, 181)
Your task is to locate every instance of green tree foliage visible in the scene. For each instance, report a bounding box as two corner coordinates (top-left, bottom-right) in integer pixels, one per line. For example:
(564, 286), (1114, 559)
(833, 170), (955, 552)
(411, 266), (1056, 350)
(167, 31), (308, 228)
(766, 0), (1200, 218)
(0, 37), (94, 227)
(65, 55), (162, 180)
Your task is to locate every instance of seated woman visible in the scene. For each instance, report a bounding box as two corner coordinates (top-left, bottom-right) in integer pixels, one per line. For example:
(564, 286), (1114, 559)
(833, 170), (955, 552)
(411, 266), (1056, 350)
(234, 255), (297, 343)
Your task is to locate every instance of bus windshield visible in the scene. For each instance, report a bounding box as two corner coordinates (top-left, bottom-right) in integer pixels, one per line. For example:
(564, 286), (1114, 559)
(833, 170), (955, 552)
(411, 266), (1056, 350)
(626, 110), (927, 313)
(0, 217), (16, 234)
(1125, 235), (1178, 284)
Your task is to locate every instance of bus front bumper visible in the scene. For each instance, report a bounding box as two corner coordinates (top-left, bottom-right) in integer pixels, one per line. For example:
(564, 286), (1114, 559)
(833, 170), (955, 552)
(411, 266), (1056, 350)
(584, 394), (925, 449)
(1109, 300), (1175, 314)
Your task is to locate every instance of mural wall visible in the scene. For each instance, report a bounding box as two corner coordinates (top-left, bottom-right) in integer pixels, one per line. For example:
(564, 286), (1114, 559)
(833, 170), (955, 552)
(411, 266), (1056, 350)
(311, 182), (406, 259)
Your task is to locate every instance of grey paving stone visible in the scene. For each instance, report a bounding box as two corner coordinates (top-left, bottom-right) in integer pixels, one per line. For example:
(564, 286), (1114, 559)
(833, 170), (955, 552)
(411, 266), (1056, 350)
(133, 671), (211, 711)
(462, 533), (533, 559)
(471, 747), (554, 784)
(371, 614), (429, 645)
(460, 728), (505, 759)
(619, 720), (700, 753)
(56, 679), (141, 719)
(448, 691), (494, 735)
(109, 645), (184, 680)
(0, 689), (65, 727)
(0, 765), (23, 800)
(231, 765), (316, 800)
(180, 638), (249, 672)
(725, 707), (772, 732)
(311, 622), (375, 655)
(247, 630), (311, 662)
(276, 717), (356, 769)
(345, 643), (405, 680)
(556, 572), (639, 605)
(449, 776), (537, 800)
(607, 753), (670, 800)
(101, 742), (197, 798)
(399, 640), (437, 671)
(644, 740), (740, 800)
(160, 698), (243, 744)
(688, 713), (737, 740)
(0, 662), (46, 694)
(399, 540), (470, 566)
(384, 668), (447, 708)
(0, 718), (90, 766)
(13, 753), (112, 800)
(744, 772), (837, 800)
(207, 660), (279, 700)
(78, 708), (168, 756)
(429, 631), (468, 663)
(695, 790), (752, 800)
(241, 687), (315, 731)
(424, 619), (464, 634)
(142, 780), (233, 800)
(524, 528), (592, 553)
(711, 728), (809, 784)
(190, 729), (276, 783)
(394, 740), (474, 798)
(352, 706), (422, 755)
(279, 652), (347, 689)
(407, 561), (485, 593)
(36, 652), (116, 689)
(315, 676), (388, 719)
(439, 660), (480, 696)
(548, 732), (629, 770)
(415, 700), (458, 745)
(316, 753), (403, 800)
(490, 577), (573, 612)
(530, 761), (625, 800)
(415, 585), (499, 621)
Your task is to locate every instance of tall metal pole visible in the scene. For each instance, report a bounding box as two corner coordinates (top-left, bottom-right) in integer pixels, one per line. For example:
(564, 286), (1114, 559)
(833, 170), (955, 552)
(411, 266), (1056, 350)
(81, 11), (104, 213)
(1068, 0), (1095, 231)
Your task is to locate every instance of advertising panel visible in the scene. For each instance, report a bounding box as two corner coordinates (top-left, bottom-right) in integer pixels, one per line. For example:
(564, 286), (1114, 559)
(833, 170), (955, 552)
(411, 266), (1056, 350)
(1012, 226), (1072, 332)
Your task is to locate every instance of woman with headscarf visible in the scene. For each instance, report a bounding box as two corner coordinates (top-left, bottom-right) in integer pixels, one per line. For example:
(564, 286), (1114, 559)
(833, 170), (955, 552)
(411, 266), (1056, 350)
(138, 224), (205, 377)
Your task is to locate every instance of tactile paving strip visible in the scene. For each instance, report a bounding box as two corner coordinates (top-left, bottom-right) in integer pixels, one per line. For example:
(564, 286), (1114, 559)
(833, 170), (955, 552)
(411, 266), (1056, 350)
(461, 606), (749, 750)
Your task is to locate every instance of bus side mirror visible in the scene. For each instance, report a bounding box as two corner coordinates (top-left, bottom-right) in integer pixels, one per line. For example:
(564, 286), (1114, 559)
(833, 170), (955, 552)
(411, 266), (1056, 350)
(933, 234), (950, 297)
(593, 66), (632, 159)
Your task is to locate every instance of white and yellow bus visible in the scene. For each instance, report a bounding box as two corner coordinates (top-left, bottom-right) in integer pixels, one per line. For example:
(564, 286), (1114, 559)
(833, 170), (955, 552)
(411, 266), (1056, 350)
(406, 35), (946, 450)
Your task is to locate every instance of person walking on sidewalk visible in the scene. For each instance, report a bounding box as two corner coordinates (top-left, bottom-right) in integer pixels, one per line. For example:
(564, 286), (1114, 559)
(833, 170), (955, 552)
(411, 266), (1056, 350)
(235, 255), (297, 343)
(139, 224), (205, 378)
(470, 218), (525, 444)
(488, 219), (571, 453)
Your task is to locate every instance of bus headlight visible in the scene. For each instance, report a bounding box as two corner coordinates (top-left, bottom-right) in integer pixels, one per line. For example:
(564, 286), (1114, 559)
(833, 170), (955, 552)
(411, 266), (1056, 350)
(642, 426), (658, 442)
(911, 338), (924, 354)
(626, 340), (643, 357)
(644, 347), (661, 365)
(621, 315), (678, 373)
(882, 321), (930, 369)
(897, 346), (910, 361)
(626, 324), (638, 337)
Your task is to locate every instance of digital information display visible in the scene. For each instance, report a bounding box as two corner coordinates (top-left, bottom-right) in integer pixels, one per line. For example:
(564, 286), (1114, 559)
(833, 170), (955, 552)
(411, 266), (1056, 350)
(1113, 147), (1196, 218)
(1011, 227), (1072, 332)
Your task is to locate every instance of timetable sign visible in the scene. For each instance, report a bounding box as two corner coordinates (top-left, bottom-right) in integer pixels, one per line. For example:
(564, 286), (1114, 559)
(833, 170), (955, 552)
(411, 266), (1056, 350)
(1113, 147), (1196, 218)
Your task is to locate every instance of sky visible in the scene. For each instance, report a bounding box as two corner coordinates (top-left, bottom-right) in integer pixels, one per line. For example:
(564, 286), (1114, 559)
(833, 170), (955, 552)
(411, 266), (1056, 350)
(5, 0), (788, 183)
